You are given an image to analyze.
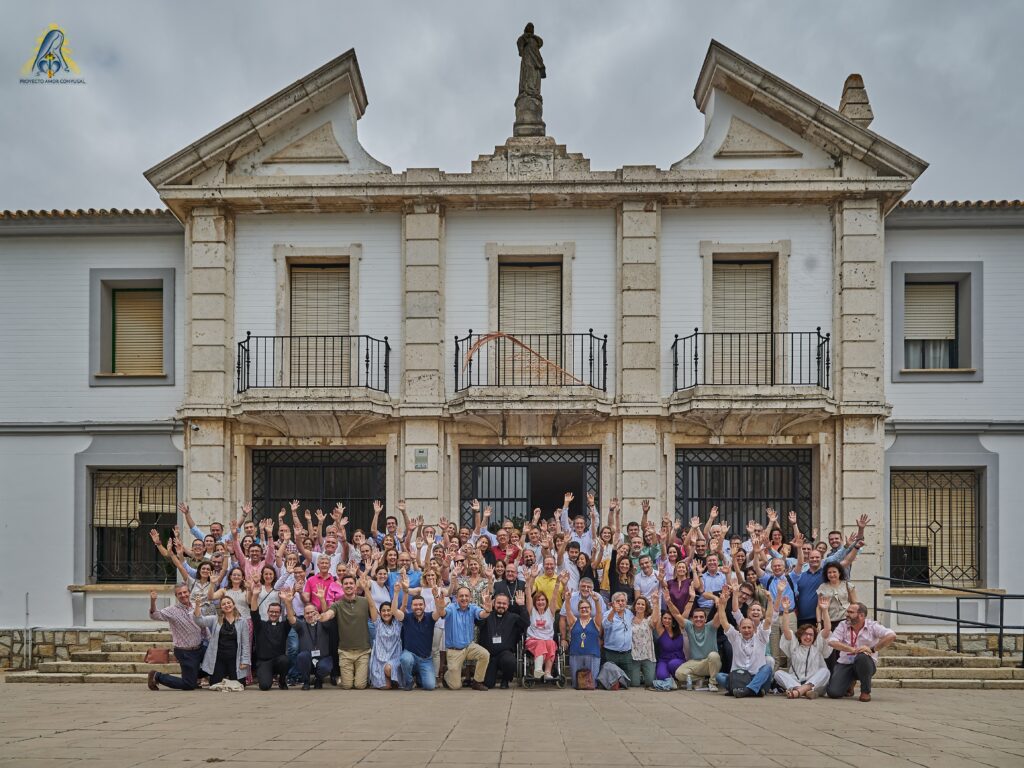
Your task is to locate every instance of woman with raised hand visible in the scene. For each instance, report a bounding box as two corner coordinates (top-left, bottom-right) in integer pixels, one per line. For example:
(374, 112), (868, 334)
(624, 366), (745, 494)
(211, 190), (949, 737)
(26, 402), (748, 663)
(455, 555), (492, 607)
(193, 593), (250, 686)
(564, 587), (602, 688)
(368, 572), (405, 689)
(253, 565), (280, 621)
(210, 565), (248, 617)
(631, 593), (660, 688)
(524, 571), (558, 681)
(776, 594), (833, 698)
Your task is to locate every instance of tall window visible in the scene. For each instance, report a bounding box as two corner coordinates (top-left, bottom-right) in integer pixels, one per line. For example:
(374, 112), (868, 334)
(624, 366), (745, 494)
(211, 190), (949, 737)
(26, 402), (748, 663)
(890, 470), (979, 587)
(904, 283), (957, 369)
(112, 288), (164, 375)
(497, 263), (563, 384)
(290, 265), (350, 385)
(92, 470), (177, 583)
(710, 262), (772, 384)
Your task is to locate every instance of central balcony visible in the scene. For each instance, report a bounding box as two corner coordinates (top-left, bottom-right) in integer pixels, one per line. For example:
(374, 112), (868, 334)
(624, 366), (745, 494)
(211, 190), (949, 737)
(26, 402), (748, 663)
(233, 333), (393, 420)
(450, 329), (611, 415)
(668, 328), (833, 416)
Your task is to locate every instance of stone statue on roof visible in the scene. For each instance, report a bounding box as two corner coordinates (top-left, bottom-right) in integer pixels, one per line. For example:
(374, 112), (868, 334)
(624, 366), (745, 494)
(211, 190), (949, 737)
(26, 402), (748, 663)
(514, 23), (546, 137)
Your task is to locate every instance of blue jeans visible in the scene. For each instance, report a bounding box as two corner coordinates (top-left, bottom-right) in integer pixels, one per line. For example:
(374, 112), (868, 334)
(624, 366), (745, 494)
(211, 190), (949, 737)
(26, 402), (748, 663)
(716, 663), (773, 695)
(399, 650), (436, 690)
(286, 627), (300, 679)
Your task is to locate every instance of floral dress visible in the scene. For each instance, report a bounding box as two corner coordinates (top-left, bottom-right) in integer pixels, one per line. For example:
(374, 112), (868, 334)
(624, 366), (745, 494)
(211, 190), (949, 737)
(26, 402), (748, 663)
(369, 617), (403, 689)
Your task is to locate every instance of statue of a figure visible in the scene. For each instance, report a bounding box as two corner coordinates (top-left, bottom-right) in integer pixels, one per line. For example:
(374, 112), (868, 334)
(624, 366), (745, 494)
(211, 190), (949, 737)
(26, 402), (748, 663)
(514, 23), (546, 136)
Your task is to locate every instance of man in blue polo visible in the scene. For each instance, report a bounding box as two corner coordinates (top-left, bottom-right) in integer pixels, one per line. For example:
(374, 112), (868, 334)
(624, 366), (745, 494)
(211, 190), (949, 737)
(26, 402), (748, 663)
(439, 586), (491, 690)
(394, 589), (442, 690)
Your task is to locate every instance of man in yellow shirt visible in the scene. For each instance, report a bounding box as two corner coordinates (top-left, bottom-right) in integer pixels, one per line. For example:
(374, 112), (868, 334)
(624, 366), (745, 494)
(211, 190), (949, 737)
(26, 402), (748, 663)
(531, 555), (564, 611)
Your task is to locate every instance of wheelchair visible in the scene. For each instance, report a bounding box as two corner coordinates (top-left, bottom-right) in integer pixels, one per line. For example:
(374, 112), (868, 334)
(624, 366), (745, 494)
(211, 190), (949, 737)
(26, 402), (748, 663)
(516, 634), (568, 689)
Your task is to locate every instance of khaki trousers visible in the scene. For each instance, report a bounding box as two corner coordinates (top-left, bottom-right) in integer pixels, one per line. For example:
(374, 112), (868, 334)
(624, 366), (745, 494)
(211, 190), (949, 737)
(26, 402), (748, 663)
(338, 648), (370, 690)
(674, 652), (722, 684)
(444, 643), (489, 689)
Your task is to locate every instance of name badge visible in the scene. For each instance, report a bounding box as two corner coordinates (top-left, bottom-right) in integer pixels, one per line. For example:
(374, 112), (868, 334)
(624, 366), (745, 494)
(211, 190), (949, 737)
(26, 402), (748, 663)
(491, 635), (502, 644)
(311, 650), (321, 659)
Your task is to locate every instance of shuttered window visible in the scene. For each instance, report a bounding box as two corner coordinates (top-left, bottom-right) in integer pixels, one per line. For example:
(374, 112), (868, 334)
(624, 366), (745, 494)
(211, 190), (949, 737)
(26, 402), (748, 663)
(290, 266), (350, 386)
(904, 282), (957, 368)
(498, 263), (564, 385)
(709, 262), (772, 384)
(291, 266), (350, 336)
(112, 289), (163, 375)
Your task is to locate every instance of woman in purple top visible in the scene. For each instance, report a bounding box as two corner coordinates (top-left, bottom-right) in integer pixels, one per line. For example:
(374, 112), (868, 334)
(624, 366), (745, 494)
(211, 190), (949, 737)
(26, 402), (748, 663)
(661, 560), (692, 615)
(653, 610), (686, 682)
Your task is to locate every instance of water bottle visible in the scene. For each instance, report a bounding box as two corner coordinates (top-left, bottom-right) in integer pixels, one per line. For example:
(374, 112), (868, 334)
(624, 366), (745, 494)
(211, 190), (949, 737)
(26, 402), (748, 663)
(686, 674), (693, 691)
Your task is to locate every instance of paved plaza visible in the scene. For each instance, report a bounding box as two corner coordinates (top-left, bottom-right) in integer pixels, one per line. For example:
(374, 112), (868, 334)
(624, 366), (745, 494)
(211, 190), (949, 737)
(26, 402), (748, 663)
(0, 684), (1022, 768)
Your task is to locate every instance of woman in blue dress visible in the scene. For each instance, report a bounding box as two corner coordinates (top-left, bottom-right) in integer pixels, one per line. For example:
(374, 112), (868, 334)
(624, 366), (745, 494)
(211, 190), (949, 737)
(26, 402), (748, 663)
(368, 582), (405, 689)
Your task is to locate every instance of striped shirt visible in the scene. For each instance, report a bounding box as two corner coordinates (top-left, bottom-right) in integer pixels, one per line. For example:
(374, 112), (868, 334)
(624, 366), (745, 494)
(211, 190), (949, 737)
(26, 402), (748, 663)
(150, 602), (204, 649)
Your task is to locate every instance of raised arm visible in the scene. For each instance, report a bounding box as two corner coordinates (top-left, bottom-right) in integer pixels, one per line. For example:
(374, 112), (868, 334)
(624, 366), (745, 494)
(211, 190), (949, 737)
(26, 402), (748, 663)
(780, 597), (793, 641)
(397, 499), (411, 536)
(369, 499), (383, 539)
(817, 594), (832, 640)
(702, 505), (718, 539)
(640, 498), (650, 531)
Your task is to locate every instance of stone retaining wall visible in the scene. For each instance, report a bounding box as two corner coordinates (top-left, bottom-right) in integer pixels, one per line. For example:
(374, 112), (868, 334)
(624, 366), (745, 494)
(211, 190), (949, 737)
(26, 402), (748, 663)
(901, 632), (1023, 656)
(0, 630), (128, 670)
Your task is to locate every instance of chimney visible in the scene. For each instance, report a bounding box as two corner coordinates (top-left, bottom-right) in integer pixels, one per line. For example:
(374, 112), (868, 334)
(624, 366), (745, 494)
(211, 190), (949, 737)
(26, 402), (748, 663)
(839, 74), (874, 128)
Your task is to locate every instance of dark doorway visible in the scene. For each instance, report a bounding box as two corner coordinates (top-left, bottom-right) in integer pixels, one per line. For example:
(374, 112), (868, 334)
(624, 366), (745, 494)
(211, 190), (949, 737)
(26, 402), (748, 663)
(459, 448), (599, 527)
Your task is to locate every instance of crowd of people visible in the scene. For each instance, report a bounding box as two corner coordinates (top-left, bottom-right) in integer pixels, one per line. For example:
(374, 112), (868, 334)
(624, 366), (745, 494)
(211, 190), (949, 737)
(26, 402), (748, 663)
(147, 493), (895, 701)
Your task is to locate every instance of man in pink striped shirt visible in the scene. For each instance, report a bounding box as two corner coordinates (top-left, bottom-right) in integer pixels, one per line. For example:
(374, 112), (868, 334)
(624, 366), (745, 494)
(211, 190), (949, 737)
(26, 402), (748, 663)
(826, 602), (896, 701)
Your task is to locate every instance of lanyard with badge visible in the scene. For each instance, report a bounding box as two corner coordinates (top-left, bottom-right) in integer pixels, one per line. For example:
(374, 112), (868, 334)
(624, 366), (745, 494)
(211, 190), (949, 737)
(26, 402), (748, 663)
(307, 621), (321, 665)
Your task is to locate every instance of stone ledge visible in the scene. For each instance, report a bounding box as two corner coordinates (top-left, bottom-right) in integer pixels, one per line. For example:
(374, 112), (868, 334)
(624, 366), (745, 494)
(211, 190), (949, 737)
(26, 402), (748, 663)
(886, 587), (1007, 597)
(68, 584), (174, 593)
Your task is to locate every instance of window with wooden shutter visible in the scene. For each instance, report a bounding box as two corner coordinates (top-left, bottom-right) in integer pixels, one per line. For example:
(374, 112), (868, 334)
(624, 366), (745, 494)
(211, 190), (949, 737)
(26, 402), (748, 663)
(904, 283), (957, 368)
(709, 262), (772, 384)
(498, 263), (563, 385)
(290, 266), (351, 386)
(112, 289), (164, 375)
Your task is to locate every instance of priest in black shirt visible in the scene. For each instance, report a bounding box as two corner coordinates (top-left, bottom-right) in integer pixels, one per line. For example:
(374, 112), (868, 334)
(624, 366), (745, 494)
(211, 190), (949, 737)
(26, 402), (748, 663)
(249, 589), (291, 690)
(477, 591), (528, 689)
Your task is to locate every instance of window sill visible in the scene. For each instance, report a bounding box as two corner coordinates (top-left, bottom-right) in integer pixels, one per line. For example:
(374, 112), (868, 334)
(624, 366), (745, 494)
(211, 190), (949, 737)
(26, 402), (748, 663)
(885, 587), (1002, 597)
(899, 368), (977, 374)
(94, 372), (167, 378)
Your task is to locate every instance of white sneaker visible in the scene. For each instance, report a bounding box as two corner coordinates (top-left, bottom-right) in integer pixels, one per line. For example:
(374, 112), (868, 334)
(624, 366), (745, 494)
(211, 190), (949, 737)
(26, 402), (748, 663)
(707, 682), (719, 692)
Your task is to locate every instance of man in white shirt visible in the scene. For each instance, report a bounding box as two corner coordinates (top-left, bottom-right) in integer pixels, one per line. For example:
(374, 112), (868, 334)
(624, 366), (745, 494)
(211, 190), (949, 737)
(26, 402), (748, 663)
(714, 588), (775, 697)
(633, 555), (659, 601)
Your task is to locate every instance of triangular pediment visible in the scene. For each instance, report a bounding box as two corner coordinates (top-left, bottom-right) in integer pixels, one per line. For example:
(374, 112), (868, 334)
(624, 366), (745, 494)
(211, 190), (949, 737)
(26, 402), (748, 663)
(678, 40), (927, 179)
(714, 117), (801, 159)
(267, 122), (348, 163)
(144, 49), (389, 188)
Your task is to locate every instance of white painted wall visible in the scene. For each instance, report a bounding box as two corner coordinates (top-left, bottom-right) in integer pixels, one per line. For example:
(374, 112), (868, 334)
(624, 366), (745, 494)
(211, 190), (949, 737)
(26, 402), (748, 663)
(444, 210), (618, 395)
(0, 435), (89, 627)
(234, 213), (403, 389)
(885, 227), (1024, 420)
(0, 235), (184, 423)
(980, 434), (1024, 619)
(660, 206), (834, 394)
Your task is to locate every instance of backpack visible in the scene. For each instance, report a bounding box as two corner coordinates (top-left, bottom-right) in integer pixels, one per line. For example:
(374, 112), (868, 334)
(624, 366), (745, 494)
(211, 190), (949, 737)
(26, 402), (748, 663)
(729, 669), (753, 696)
(575, 668), (595, 690)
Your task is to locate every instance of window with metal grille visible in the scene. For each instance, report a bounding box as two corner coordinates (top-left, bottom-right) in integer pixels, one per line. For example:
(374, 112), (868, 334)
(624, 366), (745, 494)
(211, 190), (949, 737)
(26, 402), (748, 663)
(112, 289), (164, 375)
(290, 265), (351, 386)
(890, 470), (979, 587)
(904, 282), (958, 369)
(498, 263), (564, 385)
(92, 469), (177, 583)
(675, 448), (813, 536)
(710, 262), (772, 384)
(251, 449), (385, 536)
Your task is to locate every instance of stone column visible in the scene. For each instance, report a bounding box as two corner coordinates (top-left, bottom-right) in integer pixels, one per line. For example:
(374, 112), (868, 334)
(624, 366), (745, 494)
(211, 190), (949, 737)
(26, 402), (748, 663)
(834, 199), (887, 603)
(400, 204), (446, 521)
(182, 206), (235, 525)
(618, 202), (663, 514)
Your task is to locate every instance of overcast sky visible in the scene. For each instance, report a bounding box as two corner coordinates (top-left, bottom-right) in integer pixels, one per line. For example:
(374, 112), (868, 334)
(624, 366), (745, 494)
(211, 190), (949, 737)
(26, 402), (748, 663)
(2, 1), (1021, 210)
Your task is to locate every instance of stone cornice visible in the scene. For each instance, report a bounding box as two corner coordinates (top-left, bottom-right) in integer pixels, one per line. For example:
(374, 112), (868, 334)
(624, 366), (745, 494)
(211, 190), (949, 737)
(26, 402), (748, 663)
(694, 40), (928, 180)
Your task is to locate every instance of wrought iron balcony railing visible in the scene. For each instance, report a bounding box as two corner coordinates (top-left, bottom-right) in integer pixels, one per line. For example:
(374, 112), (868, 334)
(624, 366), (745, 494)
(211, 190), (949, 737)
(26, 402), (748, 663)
(237, 333), (390, 393)
(671, 328), (830, 391)
(454, 330), (607, 392)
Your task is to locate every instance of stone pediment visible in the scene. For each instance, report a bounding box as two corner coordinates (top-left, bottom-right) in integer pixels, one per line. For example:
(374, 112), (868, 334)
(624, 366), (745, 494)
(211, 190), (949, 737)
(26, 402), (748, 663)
(714, 116), (802, 159)
(470, 136), (594, 182)
(144, 49), (389, 188)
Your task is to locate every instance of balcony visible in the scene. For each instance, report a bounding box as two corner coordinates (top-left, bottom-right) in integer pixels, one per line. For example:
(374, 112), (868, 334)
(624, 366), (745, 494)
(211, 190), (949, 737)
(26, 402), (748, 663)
(233, 333), (393, 419)
(669, 328), (833, 415)
(450, 330), (611, 415)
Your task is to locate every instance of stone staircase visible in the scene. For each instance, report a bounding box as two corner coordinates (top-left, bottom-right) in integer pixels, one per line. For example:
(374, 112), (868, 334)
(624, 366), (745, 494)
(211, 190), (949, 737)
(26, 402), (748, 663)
(6, 631), (175, 684)
(874, 640), (1024, 689)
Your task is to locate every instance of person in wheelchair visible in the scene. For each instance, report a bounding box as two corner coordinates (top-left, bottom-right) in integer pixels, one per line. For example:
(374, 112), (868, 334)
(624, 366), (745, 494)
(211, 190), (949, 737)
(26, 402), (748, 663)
(524, 571), (559, 681)
(477, 591), (528, 689)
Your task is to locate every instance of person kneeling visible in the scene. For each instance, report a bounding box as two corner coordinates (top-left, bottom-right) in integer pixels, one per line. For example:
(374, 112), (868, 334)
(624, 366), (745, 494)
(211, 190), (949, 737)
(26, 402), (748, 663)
(281, 587), (334, 690)
(715, 587), (774, 697)
(774, 595), (832, 699)
(825, 602), (895, 702)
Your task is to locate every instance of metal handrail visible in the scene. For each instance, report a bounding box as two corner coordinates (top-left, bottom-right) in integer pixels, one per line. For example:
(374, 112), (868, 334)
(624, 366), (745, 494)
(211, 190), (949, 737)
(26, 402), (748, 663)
(873, 575), (1024, 666)
(237, 332), (390, 393)
(671, 328), (830, 390)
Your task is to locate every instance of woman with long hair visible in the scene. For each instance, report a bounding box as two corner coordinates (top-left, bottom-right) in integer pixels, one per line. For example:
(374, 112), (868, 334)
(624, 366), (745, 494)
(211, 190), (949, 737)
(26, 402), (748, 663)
(776, 595), (833, 698)
(609, 544), (635, 598)
(524, 571), (558, 681)
(631, 594), (660, 688)
(253, 565), (279, 621)
(194, 594), (250, 686)
(455, 555), (492, 607)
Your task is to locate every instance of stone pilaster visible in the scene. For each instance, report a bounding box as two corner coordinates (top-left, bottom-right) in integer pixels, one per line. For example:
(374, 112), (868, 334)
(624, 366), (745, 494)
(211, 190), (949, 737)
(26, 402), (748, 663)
(834, 199), (887, 604)
(182, 206), (235, 524)
(400, 204), (446, 521)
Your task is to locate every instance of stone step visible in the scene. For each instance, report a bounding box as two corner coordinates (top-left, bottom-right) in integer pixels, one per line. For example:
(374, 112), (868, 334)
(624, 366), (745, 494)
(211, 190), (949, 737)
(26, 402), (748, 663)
(876, 666), (1023, 680)
(127, 631), (172, 642)
(71, 651), (149, 662)
(878, 655), (1001, 668)
(38, 661), (178, 675)
(873, 678), (1024, 690)
(6, 671), (152, 684)
(101, 641), (173, 653)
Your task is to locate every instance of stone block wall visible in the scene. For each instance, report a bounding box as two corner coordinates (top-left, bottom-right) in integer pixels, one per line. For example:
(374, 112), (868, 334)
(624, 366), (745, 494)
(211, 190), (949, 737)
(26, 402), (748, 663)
(900, 632), (1023, 657)
(0, 630), (129, 670)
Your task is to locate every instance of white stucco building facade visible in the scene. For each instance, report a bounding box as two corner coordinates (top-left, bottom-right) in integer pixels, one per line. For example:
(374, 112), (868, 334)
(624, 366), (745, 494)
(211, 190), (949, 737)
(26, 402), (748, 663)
(1, 40), (1020, 666)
